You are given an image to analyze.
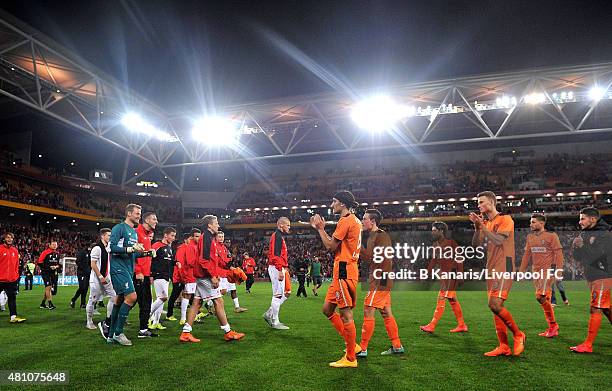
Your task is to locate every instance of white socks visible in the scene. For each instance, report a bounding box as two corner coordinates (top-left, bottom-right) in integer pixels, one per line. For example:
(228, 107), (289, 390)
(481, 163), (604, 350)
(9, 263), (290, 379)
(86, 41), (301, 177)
(271, 297), (282, 323)
(220, 323), (231, 333)
(182, 322), (192, 333)
(106, 300), (114, 319)
(233, 297), (240, 308)
(180, 298), (189, 321)
(150, 298), (166, 324)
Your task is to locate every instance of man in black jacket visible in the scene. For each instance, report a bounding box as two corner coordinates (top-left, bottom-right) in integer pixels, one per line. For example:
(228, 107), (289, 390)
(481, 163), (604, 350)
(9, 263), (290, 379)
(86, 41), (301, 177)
(71, 244), (93, 308)
(294, 257), (310, 298)
(570, 207), (612, 353)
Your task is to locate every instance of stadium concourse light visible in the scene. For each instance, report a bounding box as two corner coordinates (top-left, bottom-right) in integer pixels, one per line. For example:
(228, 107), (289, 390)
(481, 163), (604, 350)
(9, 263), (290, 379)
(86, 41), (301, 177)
(351, 95), (411, 131)
(192, 117), (239, 146)
(588, 86), (606, 101)
(121, 112), (177, 142)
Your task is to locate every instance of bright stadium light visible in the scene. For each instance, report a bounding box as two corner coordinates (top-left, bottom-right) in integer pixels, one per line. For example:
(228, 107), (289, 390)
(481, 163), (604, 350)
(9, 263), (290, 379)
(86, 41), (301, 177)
(524, 93), (546, 105)
(588, 86), (606, 101)
(192, 117), (239, 146)
(351, 95), (410, 131)
(121, 112), (177, 142)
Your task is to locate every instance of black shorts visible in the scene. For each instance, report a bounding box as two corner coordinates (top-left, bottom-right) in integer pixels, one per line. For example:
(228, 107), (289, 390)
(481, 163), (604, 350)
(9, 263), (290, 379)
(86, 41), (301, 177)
(0, 280), (18, 294)
(313, 276), (322, 285)
(42, 273), (56, 287)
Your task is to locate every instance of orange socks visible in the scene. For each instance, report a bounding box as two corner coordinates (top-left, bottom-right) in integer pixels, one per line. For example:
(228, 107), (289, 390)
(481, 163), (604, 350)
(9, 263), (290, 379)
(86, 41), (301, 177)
(343, 321), (357, 361)
(430, 299), (446, 326)
(383, 316), (402, 349)
(449, 300), (465, 325)
(497, 308), (521, 335)
(360, 317), (375, 350)
(540, 300), (556, 327)
(328, 313), (345, 336)
(585, 312), (602, 347)
(494, 314), (509, 346)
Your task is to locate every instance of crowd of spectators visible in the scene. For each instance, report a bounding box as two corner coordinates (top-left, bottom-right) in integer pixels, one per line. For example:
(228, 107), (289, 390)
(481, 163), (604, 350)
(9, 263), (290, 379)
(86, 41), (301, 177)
(231, 153), (612, 207)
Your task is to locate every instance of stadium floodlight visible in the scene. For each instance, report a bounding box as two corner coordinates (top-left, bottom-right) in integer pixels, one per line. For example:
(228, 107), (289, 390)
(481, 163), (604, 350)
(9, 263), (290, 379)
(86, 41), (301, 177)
(447, 198), (456, 202)
(351, 95), (411, 131)
(192, 117), (239, 146)
(361, 202), (368, 206)
(593, 190), (602, 195)
(121, 112), (177, 142)
(588, 86), (606, 101)
(524, 93), (546, 105)
(507, 195), (515, 199)
(403, 200), (410, 204)
(436, 198), (444, 202)
(581, 191), (589, 196)
(459, 197), (468, 201)
(568, 192), (577, 196)
(556, 192), (564, 197)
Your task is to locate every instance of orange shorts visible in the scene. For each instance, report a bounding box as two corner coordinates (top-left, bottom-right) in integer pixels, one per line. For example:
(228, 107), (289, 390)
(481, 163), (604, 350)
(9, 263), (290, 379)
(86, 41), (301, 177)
(364, 290), (391, 309)
(534, 277), (554, 298)
(439, 289), (457, 299)
(284, 270), (291, 294)
(487, 279), (511, 300)
(590, 278), (612, 309)
(325, 279), (357, 309)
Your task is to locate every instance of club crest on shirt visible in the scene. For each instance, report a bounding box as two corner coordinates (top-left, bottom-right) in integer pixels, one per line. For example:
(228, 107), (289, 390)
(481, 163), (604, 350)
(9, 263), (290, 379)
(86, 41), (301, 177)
(589, 236), (595, 245)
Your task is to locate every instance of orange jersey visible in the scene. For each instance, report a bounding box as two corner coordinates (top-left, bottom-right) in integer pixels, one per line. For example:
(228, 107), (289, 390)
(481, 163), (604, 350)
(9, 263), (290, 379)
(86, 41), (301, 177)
(361, 228), (392, 290)
(520, 231), (564, 272)
(332, 213), (362, 281)
(427, 239), (462, 274)
(482, 214), (515, 273)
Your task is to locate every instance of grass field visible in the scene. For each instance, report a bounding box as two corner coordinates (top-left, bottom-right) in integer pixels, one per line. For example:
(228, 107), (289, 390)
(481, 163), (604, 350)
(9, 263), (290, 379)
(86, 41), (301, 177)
(0, 281), (610, 390)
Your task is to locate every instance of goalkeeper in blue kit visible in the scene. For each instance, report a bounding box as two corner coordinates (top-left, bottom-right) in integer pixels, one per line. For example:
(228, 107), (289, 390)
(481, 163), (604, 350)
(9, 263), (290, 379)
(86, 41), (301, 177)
(107, 204), (156, 346)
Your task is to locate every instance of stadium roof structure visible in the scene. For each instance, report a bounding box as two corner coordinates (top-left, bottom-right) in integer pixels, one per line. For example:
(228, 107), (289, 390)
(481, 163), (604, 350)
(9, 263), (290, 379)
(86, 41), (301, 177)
(1, 11), (612, 192)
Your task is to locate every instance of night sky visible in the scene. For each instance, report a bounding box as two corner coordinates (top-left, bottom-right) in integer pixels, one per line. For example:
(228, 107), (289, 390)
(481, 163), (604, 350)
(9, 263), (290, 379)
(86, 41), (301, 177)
(3, 0), (612, 112)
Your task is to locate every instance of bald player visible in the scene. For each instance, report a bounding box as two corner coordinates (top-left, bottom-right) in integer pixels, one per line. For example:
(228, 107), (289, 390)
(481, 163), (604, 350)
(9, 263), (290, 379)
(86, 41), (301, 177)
(311, 190), (362, 368)
(470, 191), (525, 357)
(519, 213), (563, 338)
(357, 209), (404, 357)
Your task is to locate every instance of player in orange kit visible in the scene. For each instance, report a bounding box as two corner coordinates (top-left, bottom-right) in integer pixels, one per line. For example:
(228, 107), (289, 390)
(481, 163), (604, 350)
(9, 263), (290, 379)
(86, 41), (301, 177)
(470, 191), (526, 357)
(356, 209), (404, 357)
(311, 190), (362, 368)
(519, 213), (564, 338)
(420, 221), (468, 334)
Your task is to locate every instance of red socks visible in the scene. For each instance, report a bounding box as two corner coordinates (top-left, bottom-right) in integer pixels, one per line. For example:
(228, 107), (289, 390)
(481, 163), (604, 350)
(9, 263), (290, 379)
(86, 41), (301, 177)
(383, 316), (402, 349)
(360, 317), (375, 350)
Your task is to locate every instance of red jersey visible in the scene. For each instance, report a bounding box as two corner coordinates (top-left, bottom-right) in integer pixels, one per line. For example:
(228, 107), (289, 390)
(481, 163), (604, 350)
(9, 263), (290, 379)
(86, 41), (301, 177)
(216, 243), (231, 270)
(0, 244), (19, 282)
(173, 244), (186, 283)
(177, 241), (197, 283)
(242, 257), (256, 274)
(194, 230), (227, 279)
(135, 224), (153, 276)
(37, 247), (60, 273)
(268, 229), (288, 271)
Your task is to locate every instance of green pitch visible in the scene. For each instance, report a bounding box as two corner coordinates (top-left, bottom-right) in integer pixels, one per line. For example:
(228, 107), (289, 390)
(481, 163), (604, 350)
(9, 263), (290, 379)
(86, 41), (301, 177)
(0, 281), (610, 390)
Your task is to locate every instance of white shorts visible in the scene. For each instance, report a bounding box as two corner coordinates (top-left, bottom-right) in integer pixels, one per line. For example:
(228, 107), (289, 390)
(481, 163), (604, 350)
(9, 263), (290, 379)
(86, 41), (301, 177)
(184, 282), (196, 295)
(154, 279), (170, 299)
(220, 277), (236, 293)
(89, 277), (116, 302)
(269, 265), (285, 297)
(194, 278), (222, 301)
